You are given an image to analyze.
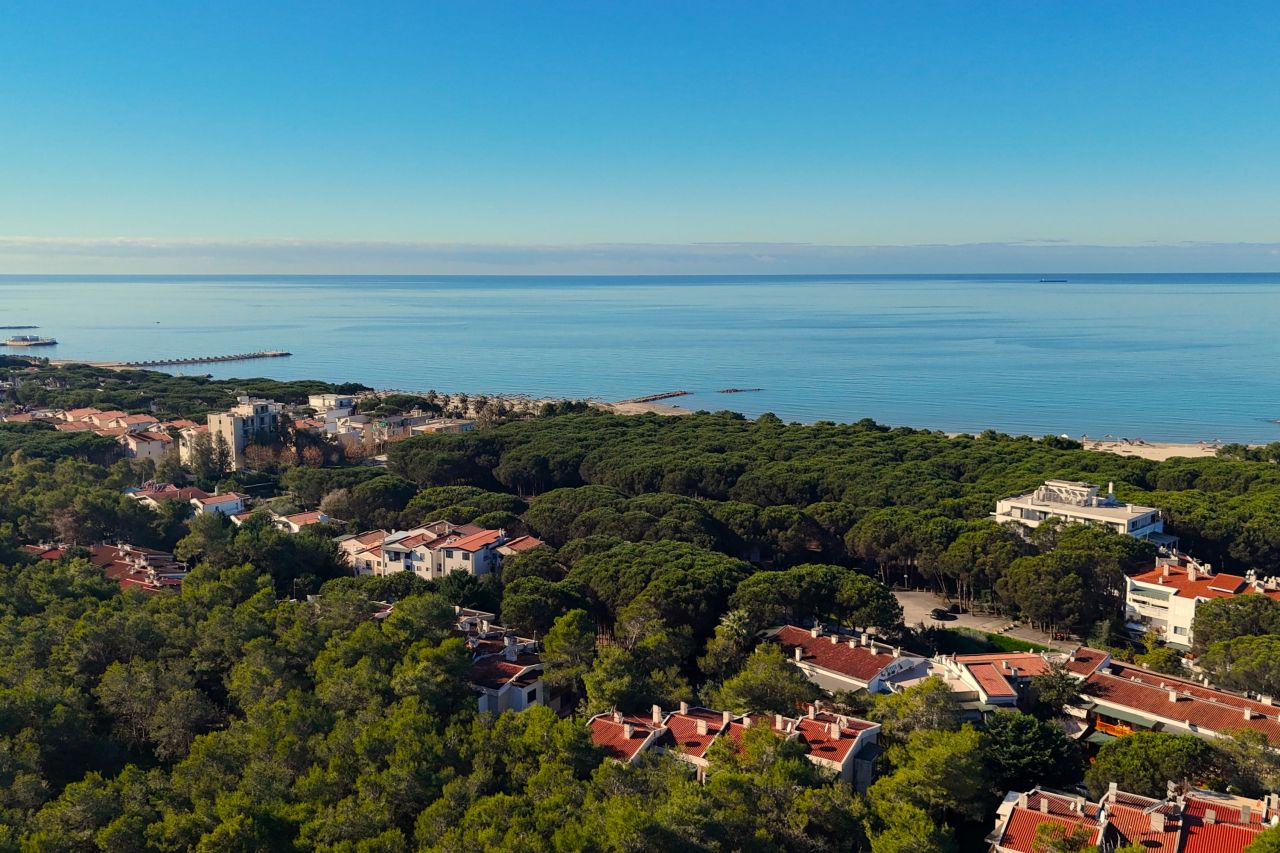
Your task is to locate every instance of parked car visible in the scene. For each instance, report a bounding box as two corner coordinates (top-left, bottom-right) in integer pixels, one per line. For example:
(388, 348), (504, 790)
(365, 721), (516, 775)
(929, 607), (956, 621)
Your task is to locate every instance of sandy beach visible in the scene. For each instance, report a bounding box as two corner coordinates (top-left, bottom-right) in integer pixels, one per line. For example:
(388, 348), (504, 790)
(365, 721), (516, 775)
(1081, 439), (1222, 461)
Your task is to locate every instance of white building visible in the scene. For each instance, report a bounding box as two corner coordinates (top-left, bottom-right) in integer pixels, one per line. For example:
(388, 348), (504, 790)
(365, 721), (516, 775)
(190, 492), (247, 516)
(994, 479), (1172, 544)
(341, 521), (506, 579)
(120, 430), (174, 461)
(1125, 556), (1280, 650)
(455, 608), (548, 714)
(207, 396), (284, 471)
(771, 625), (929, 694)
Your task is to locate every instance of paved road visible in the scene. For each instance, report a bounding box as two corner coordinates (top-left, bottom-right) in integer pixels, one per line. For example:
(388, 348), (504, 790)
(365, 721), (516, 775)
(895, 590), (1075, 652)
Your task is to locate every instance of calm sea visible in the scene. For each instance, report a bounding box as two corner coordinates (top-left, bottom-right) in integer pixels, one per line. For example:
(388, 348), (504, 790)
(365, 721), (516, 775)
(2, 273), (1278, 442)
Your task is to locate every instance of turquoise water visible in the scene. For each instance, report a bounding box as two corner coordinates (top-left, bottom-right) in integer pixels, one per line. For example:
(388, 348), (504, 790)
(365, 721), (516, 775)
(2, 273), (1278, 442)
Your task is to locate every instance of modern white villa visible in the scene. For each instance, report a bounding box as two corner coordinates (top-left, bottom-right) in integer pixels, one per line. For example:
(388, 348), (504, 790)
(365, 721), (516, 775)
(994, 479), (1174, 545)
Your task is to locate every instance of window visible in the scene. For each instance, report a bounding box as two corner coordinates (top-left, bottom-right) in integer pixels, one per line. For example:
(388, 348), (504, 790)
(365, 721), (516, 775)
(462, 552), (470, 561)
(526, 688), (537, 704)
(388, 552), (401, 561)
(445, 550), (454, 559)
(1173, 626), (1188, 636)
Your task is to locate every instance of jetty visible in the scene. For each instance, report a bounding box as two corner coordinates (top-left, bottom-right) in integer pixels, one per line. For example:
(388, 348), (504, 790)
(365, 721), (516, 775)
(0, 326), (38, 330)
(618, 390), (691, 404)
(718, 387), (762, 394)
(122, 351), (291, 368)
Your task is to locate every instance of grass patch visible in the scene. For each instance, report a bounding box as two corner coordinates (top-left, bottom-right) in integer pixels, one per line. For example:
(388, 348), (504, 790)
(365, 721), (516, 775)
(922, 626), (1051, 655)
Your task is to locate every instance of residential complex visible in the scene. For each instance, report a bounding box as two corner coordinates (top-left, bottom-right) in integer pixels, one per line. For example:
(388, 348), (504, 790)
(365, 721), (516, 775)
(1125, 554), (1280, 649)
(454, 608), (549, 714)
(770, 624), (930, 693)
(206, 396), (284, 470)
(989, 785), (1278, 853)
(994, 479), (1173, 545)
(587, 700), (881, 787)
(337, 521), (509, 579)
(23, 542), (187, 594)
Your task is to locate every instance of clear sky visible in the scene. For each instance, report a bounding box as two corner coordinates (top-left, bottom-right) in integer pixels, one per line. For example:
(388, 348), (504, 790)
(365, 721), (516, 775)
(2, 1), (1279, 272)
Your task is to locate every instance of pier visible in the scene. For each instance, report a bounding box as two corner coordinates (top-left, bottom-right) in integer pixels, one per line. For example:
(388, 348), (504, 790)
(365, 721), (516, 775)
(122, 351), (292, 368)
(617, 390), (691, 404)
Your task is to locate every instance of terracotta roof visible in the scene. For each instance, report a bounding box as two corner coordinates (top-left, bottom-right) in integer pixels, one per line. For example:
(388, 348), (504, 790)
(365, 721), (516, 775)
(54, 421), (94, 432)
(22, 544), (66, 560)
(1000, 809), (1099, 853)
(1132, 565), (1251, 600)
(63, 407), (101, 419)
(444, 528), (504, 552)
(195, 492), (244, 505)
(282, 511), (326, 526)
(967, 662), (1018, 698)
(133, 484), (209, 502)
(502, 535), (545, 552)
(162, 419), (200, 429)
(1086, 663), (1280, 746)
(1062, 646), (1111, 677)
(1104, 793), (1183, 853)
(658, 708), (729, 759)
(470, 655), (539, 690)
(2, 413), (34, 422)
(775, 625), (908, 683)
(588, 714), (662, 762)
(120, 414), (160, 425)
(794, 717), (862, 764)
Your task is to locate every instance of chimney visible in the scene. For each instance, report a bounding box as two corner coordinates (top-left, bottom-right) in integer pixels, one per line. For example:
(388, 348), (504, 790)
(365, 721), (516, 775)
(1205, 809), (1216, 825)
(696, 719), (708, 736)
(810, 626), (820, 638)
(1245, 707), (1257, 720)
(847, 638), (858, 648)
(503, 642), (518, 662)
(829, 722), (841, 739)
(861, 633), (871, 647)
(1109, 782), (1119, 797)
(807, 704), (817, 719)
(679, 701), (689, 715)
(652, 704), (663, 725)
(722, 710), (732, 726)
(1040, 798), (1049, 814)
(1242, 804), (1252, 824)
(1018, 793), (1029, 808)
(829, 634), (839, 645)
(1169, 689), (1179, 702)
(1163, 565), (1170, 577)
(774, 713), (785, 730)
(794, 647), (803, 662)
(623, 723), (635, 739)
(893, 647), (901, 658)
(1263, 696), (1274, 706)
(743, 716), (753, 728)
(1151, 812), (1166, 833)
(613, 710), (623, 723)
(1188, 566), (1198, 582)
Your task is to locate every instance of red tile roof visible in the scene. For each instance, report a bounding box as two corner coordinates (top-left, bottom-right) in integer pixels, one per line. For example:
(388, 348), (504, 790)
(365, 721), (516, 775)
(502, 535), (545, 552)
(1132, 564), (1251, 600)
(22, 544), (67, 560)
(1086, 663), (1280, 746)
(470, 655), (540, 690)
(445, 528), (504, 552)
(282, 511), (326, 527)
(775, 625), (905, 683)
(967, 662), (1018, 698)
(1062, 647), (1111, 677)
(659, 708), (729, 759)
(1105, 794), (1183, 853)
(995, 791), (1101, 853)
(794, 716), (864, 764)
(588, 714), (661, 762)
(195, 492), (244, 505)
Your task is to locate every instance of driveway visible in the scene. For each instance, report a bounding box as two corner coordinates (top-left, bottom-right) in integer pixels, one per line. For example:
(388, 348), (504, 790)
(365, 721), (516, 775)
(895, 590), (1075, 652)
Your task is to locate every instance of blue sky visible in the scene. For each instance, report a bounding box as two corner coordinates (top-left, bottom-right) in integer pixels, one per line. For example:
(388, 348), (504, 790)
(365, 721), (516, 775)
(2, 2), (1278, 272)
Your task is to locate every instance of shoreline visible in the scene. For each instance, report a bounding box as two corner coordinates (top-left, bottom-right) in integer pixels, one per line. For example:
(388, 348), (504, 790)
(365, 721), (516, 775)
(21, 359), (1257, 451)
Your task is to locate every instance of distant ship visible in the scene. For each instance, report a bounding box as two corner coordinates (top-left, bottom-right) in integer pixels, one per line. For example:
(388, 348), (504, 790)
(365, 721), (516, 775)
(2, 335), (57, 347)
(1039, 278), (1069, 283)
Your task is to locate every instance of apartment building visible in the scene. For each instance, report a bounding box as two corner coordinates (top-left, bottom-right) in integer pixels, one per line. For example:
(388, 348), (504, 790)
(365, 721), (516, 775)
(1125, 555), (1280, 649)
(207, 396), (284, 471)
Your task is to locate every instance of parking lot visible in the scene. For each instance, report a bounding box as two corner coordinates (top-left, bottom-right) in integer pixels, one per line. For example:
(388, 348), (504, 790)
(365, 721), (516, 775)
(894, 590), (1074, 651)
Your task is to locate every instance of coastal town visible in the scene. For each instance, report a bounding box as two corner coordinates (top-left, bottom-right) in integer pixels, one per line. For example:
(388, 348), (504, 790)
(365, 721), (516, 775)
(2, 358), (1280, 852)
